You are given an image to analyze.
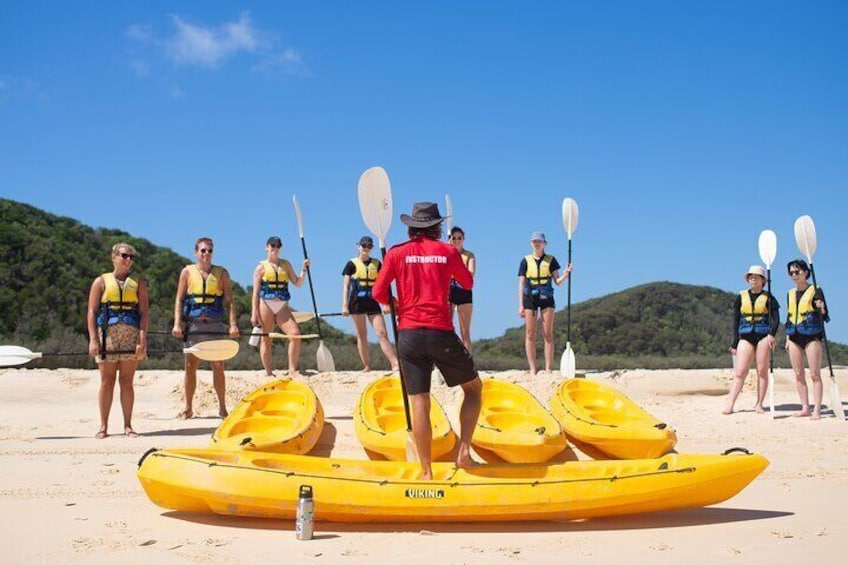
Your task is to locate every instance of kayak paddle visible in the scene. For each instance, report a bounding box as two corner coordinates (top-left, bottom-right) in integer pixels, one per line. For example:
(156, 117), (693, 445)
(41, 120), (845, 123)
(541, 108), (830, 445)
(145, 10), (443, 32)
(794, 215), (844, 421)
(0, 339), (240, 366)
(357, 165), (417, 462)
(757, 228), (777, 418)
(560, 197), (579, 378)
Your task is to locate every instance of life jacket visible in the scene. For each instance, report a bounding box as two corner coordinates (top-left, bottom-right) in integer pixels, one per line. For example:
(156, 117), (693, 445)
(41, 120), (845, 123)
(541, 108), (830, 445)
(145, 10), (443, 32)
(738, 290), (771, 335)
(97, 273), (140, 327)
(524, 254), (554, 298)
(450, 251), (472, 290)
(258, 259), (291, 301)
(349, 258), (380, 301)
(786, 286), (824, 336)
(184, 264), (225, 320)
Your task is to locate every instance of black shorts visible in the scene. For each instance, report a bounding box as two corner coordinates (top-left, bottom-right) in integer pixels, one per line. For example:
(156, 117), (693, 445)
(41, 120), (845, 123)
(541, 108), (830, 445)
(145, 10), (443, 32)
(397, 328), (477, 395)
(349, 296), (381, 315)
(449, 286), (473, 305)
(739, 332), (768, 346)
(523, 294), (555, 311)
(788, 333), (823, 348)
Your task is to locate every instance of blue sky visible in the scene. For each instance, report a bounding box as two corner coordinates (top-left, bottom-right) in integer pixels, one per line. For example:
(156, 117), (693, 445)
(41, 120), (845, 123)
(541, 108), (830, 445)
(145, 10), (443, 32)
(2, 1), (847, 345)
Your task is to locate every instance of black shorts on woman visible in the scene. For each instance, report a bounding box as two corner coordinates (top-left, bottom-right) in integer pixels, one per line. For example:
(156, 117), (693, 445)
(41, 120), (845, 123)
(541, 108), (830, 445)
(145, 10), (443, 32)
(739, 332), (769, 346)
(398, 328), (477, 395)
(349, 296), (381, 315)
(449, 286), (473, 306)
(788, 333), (822, 348)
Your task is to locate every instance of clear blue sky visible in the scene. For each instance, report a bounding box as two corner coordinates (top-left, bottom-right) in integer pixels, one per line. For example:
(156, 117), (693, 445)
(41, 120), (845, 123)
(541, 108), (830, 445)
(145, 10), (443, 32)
(2, 1), (847, 345)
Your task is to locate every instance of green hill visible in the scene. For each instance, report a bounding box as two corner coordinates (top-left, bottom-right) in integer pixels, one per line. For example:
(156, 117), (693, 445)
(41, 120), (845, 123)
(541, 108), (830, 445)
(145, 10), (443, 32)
(0, 199), (353, 369)
(475, 281), (848, 370)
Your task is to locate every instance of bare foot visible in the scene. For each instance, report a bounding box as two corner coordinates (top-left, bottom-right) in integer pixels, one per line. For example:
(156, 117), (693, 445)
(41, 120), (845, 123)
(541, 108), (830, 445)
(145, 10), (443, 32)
(95, 429), (108, 439)
(177, 409), (193, 420)
(811, 412), (821, 420)
(754, 405), (765, 414)
(125, 428), (139, 438)
(793, 411), (811, 418)
(218, 409), (228, 419)
(420, 469), (433, 481)
(455, 445), (478, 469)
(721, 407), (733, 415)
(363, 366), (371, 372)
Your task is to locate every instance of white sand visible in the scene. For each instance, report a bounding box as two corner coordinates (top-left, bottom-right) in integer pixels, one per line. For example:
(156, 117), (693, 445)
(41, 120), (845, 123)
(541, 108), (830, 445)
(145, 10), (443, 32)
(1, 365), (846, 563)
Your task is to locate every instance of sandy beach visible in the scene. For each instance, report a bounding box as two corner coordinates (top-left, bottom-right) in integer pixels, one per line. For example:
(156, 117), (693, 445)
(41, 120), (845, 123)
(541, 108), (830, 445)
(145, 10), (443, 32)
(1, 365), (846, 564)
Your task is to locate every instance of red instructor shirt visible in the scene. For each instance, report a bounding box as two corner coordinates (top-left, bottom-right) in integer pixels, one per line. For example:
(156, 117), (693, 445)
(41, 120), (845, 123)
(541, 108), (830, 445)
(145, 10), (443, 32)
(372, 235), (473, 331)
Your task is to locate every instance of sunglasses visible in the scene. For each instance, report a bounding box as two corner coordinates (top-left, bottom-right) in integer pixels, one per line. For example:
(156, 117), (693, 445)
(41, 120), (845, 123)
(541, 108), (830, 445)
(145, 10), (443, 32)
(117, 253), (135, 260)
(199, 248), (214, 254)
(789, 270), (802, 275)
(269, 243), (282, 249)
(450, 236), (463, 241)
(360, 244), (373, 249)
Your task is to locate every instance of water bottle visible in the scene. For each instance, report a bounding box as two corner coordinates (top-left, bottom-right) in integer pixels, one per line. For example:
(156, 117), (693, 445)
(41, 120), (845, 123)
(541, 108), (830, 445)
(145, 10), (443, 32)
(249, 326), (262, 347)
(295, 485), (314, 540)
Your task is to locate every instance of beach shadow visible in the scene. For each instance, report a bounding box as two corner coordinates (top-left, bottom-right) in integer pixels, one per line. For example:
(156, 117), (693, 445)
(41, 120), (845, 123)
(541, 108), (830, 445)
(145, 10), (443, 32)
(142, 427), (218, 437)
(308, 422), (338, 457)
(160, 507), (791, 534)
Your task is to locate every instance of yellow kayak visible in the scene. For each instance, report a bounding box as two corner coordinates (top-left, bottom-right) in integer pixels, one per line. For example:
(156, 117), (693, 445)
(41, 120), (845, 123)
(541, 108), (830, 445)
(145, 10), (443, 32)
(137, 447), (768, 522)
(551, 378), (677, 459)
(354, 375), (456, 461)
(212, 379), (324, 454)
(472, 378), (567, 463)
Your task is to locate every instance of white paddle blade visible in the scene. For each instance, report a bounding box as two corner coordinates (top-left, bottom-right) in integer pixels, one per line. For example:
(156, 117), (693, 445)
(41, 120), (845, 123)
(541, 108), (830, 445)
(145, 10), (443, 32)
(560, 342), (576, 378)
(293, 195), (305, 238)
(768, 371), (775, 419)
(291, 311), (315, 324)
(562, 198), (579, 239)
(758, 229), (777, 268)
(794, 215), (817, 262)
(316, 341), (335, 372)
(406, 432), (419, 463)
(0, 345), (41, 367)
(358, 166), (393, 246)
(183, 340), (240, 362)
(831, 378), (845, 421)
(445, 194), (453, 235)
(432, 366), (445, 385)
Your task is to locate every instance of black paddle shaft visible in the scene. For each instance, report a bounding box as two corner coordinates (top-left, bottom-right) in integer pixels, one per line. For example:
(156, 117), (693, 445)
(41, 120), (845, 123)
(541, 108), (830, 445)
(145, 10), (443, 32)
(299, 237), (325, 340)
(809, 263), (835, 377)
(379, 244), (413, 432)
(567, 238), (572, 343)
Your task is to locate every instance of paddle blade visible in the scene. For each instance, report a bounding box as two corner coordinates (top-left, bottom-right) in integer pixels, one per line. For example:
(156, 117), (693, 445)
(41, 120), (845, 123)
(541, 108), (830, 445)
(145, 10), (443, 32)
(560, 342), (576, 378)
(794, 215), (817, 262)
(358, 166), (393, 246)
(293, 195), (305, 238)
(406, 432), (419, 463)
(562, 197), (579, 239)
(831, 378), (845, 421)
(183, 340), (239, 362)
(291, 311), (315, 324)
(0, 345), (40, 367)
(768, 371), (775, 419)
(316, 341), (336, 372)
(445, 194), (453, 235)
(758, 229), (777, 268)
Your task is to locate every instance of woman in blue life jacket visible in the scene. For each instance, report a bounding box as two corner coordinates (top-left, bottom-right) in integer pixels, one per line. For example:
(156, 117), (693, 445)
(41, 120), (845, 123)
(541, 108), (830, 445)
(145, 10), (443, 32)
(517, 231), (572, 374)
(723, 265), (780, 415)
(86, 242), (149, 438)
(251, 236), (310, 377)
(341, 236), (399, 372)
(172, 237), (240, 419)
(449, 227), (476, 352)
(784, 259), (829, 419)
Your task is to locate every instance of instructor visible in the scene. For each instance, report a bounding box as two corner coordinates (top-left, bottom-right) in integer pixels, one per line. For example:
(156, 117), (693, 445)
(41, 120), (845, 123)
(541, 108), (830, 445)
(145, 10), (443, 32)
(372, 202), (482, 480)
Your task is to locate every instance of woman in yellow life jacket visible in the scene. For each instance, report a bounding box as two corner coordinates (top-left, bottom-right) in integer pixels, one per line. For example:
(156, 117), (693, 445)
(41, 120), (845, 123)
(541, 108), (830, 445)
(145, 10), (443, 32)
(251, 236), (310, 376)
(517, 231), (572, 374)
(172, 237), (239, 419)
(784, 259), (829, 419)
(341, 236), (398, 371)
(723, 265), (779, 415)
(86, 243), (149, 439)
(449, 227), (476, 352)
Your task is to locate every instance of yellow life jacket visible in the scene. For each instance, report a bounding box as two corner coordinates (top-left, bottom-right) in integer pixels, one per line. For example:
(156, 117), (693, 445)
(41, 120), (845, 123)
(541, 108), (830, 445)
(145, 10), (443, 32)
(349, 258), (380, 300)
(738, 290), (770, 334)
(525, 254), (553, 287)
(185, 264), (225, 319)
(786, 286), (824, 336)
(97, 273), (140, 326)
(258, 259), (291, 300)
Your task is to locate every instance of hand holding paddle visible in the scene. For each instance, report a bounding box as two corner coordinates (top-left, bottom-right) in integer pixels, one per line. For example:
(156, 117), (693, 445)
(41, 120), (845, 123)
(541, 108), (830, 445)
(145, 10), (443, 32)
(758, 229), (778, 418)
(293, 195), (336, 372)
(358, 166), (417, 462)
(560, 197), (579, 379)
(794, 215), (844, 421)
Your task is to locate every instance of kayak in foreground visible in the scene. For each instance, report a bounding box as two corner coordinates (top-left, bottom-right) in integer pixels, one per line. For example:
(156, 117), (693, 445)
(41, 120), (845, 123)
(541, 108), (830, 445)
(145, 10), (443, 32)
(137, 447), (767, 523)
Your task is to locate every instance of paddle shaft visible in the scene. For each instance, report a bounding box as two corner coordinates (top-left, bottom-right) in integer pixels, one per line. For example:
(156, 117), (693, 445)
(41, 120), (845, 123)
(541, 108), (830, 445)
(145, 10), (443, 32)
(379, 244), (413, 432)
(767, 268), (774, 374)
(567, 238), (572, 343)
(299, 237), (325, 340)
(808, 263), (835, 377)
(148, 329), (310, 338)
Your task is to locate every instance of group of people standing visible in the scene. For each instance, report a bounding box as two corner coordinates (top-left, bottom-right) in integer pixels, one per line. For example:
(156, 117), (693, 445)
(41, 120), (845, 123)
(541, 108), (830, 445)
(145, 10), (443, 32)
(725, 259), (831, 419)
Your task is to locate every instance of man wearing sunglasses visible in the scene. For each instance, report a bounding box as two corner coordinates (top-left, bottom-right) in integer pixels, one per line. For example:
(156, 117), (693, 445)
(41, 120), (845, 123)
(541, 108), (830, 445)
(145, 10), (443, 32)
(172, 237), (239, 419)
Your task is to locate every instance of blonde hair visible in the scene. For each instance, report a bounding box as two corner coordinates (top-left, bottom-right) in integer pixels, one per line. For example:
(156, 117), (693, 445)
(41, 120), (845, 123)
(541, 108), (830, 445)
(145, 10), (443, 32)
(111, 242), (138, 257)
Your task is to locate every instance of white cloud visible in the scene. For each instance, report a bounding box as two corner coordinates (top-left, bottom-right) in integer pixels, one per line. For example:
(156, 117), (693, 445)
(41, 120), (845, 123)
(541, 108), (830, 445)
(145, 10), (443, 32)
(124, 12), (307, 76)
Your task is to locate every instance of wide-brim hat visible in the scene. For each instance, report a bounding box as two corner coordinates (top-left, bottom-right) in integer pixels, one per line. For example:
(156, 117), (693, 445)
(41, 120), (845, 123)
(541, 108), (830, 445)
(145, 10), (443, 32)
(744, 265), (767, 281)
(400, 202), (447, 228)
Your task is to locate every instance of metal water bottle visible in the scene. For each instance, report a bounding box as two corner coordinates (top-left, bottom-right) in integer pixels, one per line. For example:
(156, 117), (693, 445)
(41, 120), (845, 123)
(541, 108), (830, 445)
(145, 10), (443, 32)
(295, 485), (314, 540)
(248, 326), (261, 348)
